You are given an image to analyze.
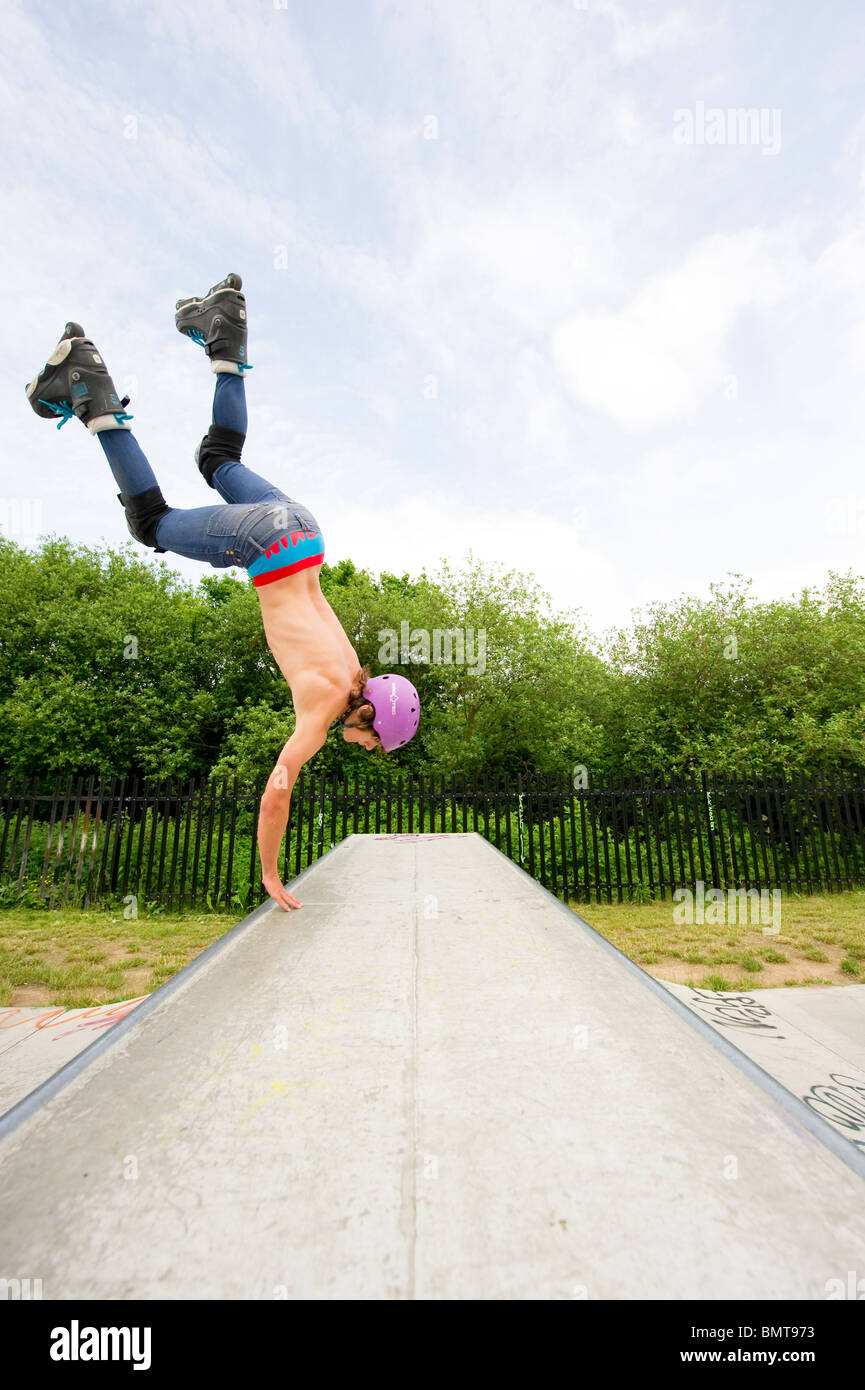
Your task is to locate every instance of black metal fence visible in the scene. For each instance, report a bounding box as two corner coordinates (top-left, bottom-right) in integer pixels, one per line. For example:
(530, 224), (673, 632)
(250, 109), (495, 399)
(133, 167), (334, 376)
(0, 768), (863, 911)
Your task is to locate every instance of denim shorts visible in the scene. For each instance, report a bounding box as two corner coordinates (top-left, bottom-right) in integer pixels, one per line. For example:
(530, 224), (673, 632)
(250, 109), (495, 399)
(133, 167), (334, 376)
(208, 498), (325, 586)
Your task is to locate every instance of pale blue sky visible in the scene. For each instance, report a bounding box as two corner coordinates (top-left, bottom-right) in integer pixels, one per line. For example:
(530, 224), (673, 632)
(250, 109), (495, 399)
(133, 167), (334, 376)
(5, 0), (865, 634)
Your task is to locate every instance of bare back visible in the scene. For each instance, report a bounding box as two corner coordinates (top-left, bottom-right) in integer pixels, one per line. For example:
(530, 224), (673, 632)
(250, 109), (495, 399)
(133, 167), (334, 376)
(255, 564), (359, 724)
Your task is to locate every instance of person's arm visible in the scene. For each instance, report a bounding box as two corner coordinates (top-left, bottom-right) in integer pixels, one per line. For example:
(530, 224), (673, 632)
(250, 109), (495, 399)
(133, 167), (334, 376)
(258, 719), (330, 911)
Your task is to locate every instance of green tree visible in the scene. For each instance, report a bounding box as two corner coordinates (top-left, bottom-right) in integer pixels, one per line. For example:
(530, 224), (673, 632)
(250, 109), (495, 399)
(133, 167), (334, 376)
(601, 572), (865, 775)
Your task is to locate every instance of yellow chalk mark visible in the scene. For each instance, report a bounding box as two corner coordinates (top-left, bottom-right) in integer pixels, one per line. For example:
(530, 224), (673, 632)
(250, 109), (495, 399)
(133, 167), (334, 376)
(238, 1079), (335, 1129)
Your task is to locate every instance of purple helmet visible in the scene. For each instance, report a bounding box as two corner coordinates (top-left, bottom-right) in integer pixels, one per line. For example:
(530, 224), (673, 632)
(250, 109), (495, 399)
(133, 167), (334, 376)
(363, 674), (420, 752)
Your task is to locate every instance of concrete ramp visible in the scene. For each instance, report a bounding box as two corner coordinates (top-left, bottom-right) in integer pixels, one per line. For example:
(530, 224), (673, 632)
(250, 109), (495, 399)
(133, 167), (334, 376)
(1, 833), (864, 1300)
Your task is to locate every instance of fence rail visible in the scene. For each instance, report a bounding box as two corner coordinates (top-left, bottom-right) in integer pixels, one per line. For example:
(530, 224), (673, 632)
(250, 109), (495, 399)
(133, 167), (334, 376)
(0, 769), (864, 911)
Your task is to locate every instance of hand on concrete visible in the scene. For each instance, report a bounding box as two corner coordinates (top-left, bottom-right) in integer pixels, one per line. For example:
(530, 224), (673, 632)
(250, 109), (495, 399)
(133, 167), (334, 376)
(263, 873), (303, 912)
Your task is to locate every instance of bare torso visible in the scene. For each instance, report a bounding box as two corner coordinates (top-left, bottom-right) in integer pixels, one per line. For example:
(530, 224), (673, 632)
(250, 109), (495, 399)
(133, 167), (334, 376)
(252, 563), (361, 909)
(254, 564), (358, 723)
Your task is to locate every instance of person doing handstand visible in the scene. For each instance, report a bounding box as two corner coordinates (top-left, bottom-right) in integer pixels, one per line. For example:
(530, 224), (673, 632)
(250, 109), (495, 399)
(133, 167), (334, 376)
(25, 273), (420, 912)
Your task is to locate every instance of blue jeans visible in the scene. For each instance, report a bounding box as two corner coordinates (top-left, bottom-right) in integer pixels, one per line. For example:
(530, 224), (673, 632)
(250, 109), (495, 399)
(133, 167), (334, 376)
(98, 375), (322, 572)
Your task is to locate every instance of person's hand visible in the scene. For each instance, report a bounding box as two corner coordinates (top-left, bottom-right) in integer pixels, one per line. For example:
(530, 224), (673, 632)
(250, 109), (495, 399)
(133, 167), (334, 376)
(262, 872), (303, 912)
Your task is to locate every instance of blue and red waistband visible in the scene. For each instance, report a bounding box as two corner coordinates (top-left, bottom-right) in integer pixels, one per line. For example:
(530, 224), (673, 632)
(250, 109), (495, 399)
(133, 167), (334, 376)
(247, 524), (325, 587)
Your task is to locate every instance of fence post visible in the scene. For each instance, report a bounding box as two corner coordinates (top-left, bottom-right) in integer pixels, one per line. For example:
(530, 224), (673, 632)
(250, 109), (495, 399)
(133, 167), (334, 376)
(701, 769), (722, 889)
(516, 773), (525, 865)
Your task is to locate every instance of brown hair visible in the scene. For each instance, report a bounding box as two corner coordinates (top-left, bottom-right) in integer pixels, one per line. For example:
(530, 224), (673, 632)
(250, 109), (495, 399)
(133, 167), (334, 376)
(342, 667), (383, 749)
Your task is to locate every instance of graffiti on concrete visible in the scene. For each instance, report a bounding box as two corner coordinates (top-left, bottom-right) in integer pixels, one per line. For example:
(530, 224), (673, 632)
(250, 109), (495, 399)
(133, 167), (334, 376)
(681, 988), (787, 1039)
(373, 833), (470, 841)
(680, 988), (865, 1153)
(802, 1073), (865, 1155)
(0, 997), (147, 1042)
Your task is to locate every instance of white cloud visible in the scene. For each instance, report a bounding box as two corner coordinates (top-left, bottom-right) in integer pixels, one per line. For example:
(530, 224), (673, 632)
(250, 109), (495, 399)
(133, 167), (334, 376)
(322, 488), (615, 624)
(594, 1), (693, 64)
(552, 229), (806, 431)
(614, 101), (643, 146)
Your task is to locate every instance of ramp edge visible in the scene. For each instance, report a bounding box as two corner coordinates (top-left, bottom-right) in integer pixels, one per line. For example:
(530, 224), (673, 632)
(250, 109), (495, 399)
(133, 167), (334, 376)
(477, 834), (865, 1184)
(0, 839), (348, 1144)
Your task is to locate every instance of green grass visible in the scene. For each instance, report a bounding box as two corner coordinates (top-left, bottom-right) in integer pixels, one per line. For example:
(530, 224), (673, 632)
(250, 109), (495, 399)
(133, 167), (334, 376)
(739, 952), (763, 973)
(0, 906), (238, 1008)
(574, 889), (865, 991)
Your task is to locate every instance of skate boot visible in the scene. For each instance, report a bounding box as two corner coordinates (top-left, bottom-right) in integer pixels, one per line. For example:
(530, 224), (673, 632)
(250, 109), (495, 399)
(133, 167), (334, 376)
(175, 272), (251, 374)
(25, 323), (133, 434)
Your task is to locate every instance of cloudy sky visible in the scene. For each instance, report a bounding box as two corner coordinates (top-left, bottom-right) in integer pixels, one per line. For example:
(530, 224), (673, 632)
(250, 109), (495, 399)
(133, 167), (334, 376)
(5, 0), (865, 636)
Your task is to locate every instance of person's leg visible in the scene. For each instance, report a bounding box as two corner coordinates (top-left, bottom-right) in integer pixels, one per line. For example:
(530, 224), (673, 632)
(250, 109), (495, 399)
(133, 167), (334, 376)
(96, 428), (170, 552)
(175, 274), (295, 507)
(96, 427), (246, 564)
(87, 278), (280, 559)
(97, 418), (314, 570)
(199, 375), (327, 583)
(97, 429), (158, 498)
(201, 374), (292, 505)
(25, 284), (306, 568)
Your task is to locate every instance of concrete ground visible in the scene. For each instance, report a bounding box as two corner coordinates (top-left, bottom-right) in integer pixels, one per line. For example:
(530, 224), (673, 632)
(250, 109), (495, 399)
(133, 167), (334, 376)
(1, 833), (864, 1300)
